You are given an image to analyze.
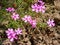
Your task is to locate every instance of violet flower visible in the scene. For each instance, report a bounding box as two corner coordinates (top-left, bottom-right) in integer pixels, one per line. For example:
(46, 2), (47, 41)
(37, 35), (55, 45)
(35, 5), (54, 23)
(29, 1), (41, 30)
(47, 19), (55, 27)
(6, 7), (15, 12)
(31, 0), (45, 13)
(15, 28), (22, 35)
(6, 28), (17, 42)
(22, 15), (32, 23)
(11, 13), (19, 21)
(22, 15), (37, 28)
(30, 19), (37, 28)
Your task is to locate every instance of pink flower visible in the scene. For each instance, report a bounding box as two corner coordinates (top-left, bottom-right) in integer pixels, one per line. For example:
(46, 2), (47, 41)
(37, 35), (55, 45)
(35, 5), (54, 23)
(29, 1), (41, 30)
(11, 13), (19, 21)
(22, 15), (32, 22)
(47, 19), (55, 27)
(29, 19), (37, 28)
(22, 15), (28, 22)
(6, 7), (15, 12)
(6, 28), (17, 42)
(31, 0), (45, 13)
(15, 28), (22, 35)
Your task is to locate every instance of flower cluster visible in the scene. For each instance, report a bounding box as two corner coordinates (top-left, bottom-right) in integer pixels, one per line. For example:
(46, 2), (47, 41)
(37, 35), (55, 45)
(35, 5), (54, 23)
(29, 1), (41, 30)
(47, 19), (55, 27)
(6, 28), (22, 42)
(31, 0), (45, 13)
(22, 15), (36, 28)
(6, 7), (15, 12)
(6, 7), (20, 21)
(5, 0), (56, 42)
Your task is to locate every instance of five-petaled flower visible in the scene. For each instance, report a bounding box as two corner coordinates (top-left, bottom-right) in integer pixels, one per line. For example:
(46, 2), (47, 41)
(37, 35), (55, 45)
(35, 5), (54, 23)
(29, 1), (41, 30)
(6, 28), (17, 42)
(47, 19), (55, 27)
(11, 13), (19, 21)
(22, 15), (32, 23)
(15, 28), (22, 35)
